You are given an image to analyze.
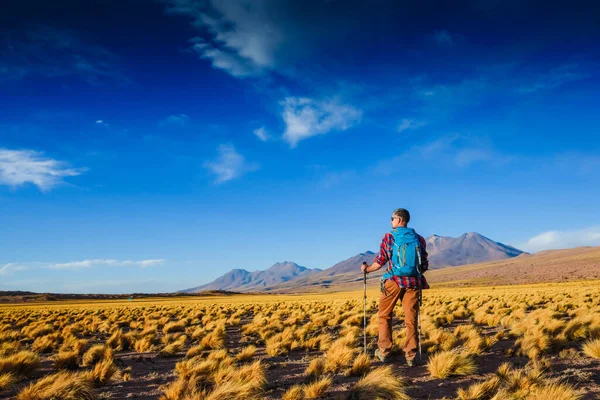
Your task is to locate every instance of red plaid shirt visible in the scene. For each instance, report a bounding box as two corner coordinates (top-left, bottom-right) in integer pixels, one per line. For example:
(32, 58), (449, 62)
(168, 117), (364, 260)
(374, 232), (430, 289)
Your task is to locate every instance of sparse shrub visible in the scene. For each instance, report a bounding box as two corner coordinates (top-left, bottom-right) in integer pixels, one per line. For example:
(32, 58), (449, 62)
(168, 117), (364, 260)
(457, 376), (501, 400)
(282, 384), (305, 400)
(82, 345), (112, 367)
(16, 371), (94, 400)
(303, 376), (331, 399)
(347, 353), (371, 377)
(427, 349), (476, 379)
(0, 372), (17, 390)
(0, 351), (40, 377)
(582, 338), (600, 359)
(84, 358), (119, 386)
(51, 351), (79, 371)
(348, 366), (409, 400)
(236, 345), (257, 362)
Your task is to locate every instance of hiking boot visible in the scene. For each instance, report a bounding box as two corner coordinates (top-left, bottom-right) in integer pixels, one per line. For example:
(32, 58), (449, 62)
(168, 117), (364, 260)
(374, 349), (387, 363)
(406, 357), (419, 367)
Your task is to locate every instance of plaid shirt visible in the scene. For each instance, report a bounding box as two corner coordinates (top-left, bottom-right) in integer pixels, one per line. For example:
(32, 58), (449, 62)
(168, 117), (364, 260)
(374, 232), (430, 289)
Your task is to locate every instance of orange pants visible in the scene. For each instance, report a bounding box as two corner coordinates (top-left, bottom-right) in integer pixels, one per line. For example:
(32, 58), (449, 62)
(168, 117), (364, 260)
(378, 279), (419, 359)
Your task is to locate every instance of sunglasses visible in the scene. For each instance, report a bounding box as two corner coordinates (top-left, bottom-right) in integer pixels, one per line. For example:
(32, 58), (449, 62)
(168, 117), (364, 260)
(390, 216), (399, 221)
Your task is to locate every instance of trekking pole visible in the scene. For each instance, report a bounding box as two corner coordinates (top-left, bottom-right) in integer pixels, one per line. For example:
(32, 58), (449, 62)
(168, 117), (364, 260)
(362, 262), (368, 354)
(416, 252), (423, 362)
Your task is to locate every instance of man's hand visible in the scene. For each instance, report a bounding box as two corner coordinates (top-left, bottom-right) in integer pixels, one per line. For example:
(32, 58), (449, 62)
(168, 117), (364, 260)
(361, 262), (369, 274)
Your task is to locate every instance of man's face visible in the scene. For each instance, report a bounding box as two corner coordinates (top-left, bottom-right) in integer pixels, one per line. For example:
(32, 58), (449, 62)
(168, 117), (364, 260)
(391, 216), (403, 229)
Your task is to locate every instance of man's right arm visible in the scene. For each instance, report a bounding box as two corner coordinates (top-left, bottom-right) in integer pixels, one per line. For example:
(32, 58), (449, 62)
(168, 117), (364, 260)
(362, 233), (391, 274)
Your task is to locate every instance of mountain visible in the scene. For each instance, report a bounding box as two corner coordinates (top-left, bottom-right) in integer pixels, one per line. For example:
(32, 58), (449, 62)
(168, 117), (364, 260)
(182, 261), (322, 293)
(426, 232), (524, 268)
(182, 232), (525, 293)
(426, 246), (600, 286)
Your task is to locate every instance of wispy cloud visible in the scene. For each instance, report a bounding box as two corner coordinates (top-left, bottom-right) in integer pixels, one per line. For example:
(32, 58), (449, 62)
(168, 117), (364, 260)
(164, 1), (284, 77)
(160, 114), (190, 127)
(374, 134), (512, 173)
(281, 97), (362, 148)
(203, 144), (259, 184)
(432, 30), (455, 46)
(1, 26), (127, 84)
(516, 64), (590, 94)
(47, 259), (165, 270)
(0, 263), (29, 276)
(253, 127), (270, 141)
(398, 119), (427, 133)
(0, 148), (87, 191)
(521, 227), (600, 253)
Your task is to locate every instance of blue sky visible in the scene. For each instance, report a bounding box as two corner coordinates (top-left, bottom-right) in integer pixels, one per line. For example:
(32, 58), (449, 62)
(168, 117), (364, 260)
(1, 0), (599, 293)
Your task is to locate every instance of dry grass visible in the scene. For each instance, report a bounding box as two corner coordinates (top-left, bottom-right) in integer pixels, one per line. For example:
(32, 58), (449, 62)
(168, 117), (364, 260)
(0, 372), (17, 390)
(348, 366), (409, 400)
(16, 371), (95, 400)
(84, 358), (119, 386)
(51, 350), (79, 371)
(0, 351), (41, 377)
(427, 349), (477, 379)
(347, 353), (371, 377)
(303, 375), (331, 399)
(582, 338), (600, 359)
(159, 335), (187, 357)
(282, 384), (305, 400)
(457, 376), (501, 400)
(324, 338), (356, 373)
(236, 345), (257, 362)
(527, 382), (583, 400)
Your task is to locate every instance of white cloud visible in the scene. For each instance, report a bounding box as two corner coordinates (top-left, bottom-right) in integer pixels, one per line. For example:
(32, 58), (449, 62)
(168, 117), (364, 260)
(521, 227), (600, 253)
(47, 259), (165, 270)
(398, 119), (427, 133)
(0, 263), (29, 276)
(160, 114), (190, 127)
(203, 144), (259, 184)
(165, 1), (284, 77)
(281, 97), (362, 148)
(0, 148), (86, 191)
(253, 127), (270, 141)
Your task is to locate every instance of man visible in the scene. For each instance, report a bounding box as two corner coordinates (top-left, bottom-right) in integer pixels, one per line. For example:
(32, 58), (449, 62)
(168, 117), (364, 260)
(361, 208), (429, 366)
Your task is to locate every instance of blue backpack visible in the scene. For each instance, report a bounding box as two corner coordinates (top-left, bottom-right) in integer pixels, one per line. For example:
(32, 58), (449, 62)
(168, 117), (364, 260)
(382, 227), (423, 279)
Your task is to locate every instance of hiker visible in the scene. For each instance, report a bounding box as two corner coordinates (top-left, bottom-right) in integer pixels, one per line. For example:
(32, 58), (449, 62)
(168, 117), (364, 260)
(361, 208), (429, 366)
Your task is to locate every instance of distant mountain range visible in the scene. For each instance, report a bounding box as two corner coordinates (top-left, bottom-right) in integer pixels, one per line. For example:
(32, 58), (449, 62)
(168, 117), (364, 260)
(183, 232), (526, 293)
(182, 261), (322, 293)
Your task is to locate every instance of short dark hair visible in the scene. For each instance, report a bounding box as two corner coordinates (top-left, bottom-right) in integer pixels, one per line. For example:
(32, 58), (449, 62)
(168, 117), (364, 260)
(393, 208), (410, 223)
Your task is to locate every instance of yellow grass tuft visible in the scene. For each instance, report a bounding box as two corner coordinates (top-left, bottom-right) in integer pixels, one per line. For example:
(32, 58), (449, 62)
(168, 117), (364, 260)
(347, 353), (371, 377)
(582, 338), (600, 359)
(159, 335), (187, 357)
(457, 376), (501, 400)
(84, 358), (119, 386)
(0, 351), (41, 377)
(427, 349), (477, 379)
(324, 338), (356, 373)
(282, 384), (305, 400)
(0, 372), (17, 391)
(82, 345), (112, 367)
(303, 375), (331, 399)
(527, 382), (583, 400)
(51, 351), (79, 371)
(16, 371), (94, 400)
(236, 345), (257, 362)
(348, 366), (409, 400)
(305, 357), (325, 380)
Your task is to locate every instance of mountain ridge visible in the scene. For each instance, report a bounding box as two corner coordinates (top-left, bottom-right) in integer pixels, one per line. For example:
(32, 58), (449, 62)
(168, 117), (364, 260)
(184, 232), (525, 293)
